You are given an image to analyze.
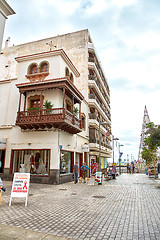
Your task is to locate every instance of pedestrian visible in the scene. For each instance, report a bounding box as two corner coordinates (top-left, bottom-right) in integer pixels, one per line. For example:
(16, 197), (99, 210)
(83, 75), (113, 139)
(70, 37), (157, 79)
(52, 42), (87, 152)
(81, 162), (89, 183)
(73, 162), (79, 184)
(128, 165), (131, 174)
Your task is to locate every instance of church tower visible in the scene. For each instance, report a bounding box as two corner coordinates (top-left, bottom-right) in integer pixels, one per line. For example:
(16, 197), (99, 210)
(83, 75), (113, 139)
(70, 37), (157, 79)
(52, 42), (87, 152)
(138, 106), (150, 162)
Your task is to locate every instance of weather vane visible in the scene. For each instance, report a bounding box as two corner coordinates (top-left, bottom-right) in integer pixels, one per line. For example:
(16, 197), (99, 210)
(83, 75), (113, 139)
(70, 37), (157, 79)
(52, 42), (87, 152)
(46, 41), (57, 51)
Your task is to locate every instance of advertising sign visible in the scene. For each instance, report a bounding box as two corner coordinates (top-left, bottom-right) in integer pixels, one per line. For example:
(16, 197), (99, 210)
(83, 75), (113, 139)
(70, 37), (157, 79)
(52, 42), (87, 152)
(9, 173), (30, 207)
(81, 144), (89, 152)
(95, 171), (102, 184)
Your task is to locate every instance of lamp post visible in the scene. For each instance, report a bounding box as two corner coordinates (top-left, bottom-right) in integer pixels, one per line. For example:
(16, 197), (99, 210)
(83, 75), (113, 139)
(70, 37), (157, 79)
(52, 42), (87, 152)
(99, 121), (109, 171)
(112, 135), (119, 164)
(118, 144), (123, 174)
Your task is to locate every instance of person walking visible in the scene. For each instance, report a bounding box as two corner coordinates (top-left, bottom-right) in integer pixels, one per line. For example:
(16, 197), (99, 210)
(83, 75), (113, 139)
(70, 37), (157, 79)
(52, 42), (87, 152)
(81, 162), (89, 183)
(73, 162), (79, 184)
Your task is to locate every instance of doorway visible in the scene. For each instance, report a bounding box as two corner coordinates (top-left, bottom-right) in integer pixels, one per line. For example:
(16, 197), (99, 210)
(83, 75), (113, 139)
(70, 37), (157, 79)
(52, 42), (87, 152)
(0, 150), (5, 173)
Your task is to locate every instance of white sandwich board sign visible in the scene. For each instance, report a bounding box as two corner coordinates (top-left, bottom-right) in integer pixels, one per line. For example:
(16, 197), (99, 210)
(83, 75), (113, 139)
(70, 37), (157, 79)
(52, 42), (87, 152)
(9, 173), (30, 207)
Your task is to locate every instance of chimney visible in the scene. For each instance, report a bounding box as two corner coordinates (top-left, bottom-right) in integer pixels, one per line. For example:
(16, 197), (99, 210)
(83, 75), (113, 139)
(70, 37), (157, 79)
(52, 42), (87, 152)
(5, 37), (10, 48)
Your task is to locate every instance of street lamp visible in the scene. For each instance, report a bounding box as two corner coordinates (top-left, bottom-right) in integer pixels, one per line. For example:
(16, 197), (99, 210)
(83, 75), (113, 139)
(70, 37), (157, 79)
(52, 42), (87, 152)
(118, 144), (124, 174)
(112, 135), (119, 164)
(99, 121), (109, 171)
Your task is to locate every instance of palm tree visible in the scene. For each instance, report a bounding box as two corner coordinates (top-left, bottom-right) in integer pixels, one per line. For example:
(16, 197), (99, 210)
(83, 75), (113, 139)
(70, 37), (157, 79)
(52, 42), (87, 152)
(43, 100), (53, 109)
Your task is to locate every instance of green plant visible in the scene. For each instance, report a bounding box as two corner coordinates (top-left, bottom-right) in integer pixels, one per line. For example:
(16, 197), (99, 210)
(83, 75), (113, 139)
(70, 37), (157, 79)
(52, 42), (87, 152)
(27, 107), (39, 115)
(43, 100), (53, 109)
(74, 107), (78, 116)
(27, 107), (39, 111)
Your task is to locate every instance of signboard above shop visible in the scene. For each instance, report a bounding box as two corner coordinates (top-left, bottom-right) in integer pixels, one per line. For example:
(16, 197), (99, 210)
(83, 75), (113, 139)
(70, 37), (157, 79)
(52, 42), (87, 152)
(81, 144), (89, 152)
(0, 138), (6, 148)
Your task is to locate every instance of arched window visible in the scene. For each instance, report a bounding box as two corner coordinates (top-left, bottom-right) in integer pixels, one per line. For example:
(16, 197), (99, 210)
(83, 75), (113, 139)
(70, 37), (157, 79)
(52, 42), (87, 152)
(28, 63), (38, 75)
(65, 67), (69, 77)
(70, 73), (74, 83)
(40, 61), (49, 73)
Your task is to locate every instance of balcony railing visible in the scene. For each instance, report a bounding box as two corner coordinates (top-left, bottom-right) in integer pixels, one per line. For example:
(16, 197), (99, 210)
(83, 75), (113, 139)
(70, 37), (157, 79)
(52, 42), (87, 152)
(88, 74), (110, 107)
(16, 108), (82, 134)
(89, 139), (112, 150)
(88, 57), (110, 94)
(88, 93), (111, 121)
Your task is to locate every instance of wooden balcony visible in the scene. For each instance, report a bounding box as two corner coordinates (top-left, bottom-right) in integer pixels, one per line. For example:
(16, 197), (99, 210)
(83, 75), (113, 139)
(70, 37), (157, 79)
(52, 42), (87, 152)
(16, 108), (82, 134)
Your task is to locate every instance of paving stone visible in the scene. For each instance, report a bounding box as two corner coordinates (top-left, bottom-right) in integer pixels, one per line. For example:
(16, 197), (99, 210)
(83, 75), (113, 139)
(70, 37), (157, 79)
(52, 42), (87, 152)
(0, 174), (160, 240)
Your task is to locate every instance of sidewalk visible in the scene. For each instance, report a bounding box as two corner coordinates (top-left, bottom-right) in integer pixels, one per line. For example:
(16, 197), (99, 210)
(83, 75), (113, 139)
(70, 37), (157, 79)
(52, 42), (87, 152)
(0, 224), (69, 240)
(0, 174), (160, 240)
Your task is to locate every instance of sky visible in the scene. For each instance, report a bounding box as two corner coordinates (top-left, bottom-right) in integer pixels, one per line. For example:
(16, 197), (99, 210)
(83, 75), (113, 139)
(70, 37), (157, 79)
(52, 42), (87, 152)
(3, 0), (160, 163)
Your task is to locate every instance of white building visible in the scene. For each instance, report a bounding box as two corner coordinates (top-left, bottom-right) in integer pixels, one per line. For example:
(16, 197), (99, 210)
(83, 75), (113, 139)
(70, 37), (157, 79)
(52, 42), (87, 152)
(0, 0), (15, 51)
(0, 47), (89, 184)
(0, 29), (111, 183)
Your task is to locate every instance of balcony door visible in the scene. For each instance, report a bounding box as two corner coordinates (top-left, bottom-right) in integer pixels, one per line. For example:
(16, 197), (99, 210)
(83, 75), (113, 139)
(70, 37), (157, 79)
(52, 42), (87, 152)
(30, 99), (40, 109)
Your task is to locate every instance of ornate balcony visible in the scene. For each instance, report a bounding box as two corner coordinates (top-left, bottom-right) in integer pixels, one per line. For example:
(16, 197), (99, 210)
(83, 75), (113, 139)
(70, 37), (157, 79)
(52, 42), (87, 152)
(16, 108), (82, 134)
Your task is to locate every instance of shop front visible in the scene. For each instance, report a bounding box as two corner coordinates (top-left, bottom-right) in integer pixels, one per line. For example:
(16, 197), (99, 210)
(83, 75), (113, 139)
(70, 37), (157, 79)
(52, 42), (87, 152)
(60, 150), (74, 183)
(10, 149), (50, 175)
(0, 138), (6, 174)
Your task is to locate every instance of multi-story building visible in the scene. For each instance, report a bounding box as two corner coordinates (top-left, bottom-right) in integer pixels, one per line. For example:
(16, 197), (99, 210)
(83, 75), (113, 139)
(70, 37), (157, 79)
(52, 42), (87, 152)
(0, 0), (15, 51)
(0, 29), (111, 184)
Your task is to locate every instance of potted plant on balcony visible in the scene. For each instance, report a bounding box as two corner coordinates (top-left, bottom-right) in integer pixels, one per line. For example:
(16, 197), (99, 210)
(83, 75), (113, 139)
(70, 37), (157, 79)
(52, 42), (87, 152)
(43, 100), (53, 114)
(74, 107), (78, 117)
(27, 107), (39, 115)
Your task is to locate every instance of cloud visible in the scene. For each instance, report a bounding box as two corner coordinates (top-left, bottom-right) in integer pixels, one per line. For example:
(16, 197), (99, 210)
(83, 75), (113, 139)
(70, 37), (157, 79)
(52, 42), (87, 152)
(81, 0), (108, 16)
(4, 0), (160, 162)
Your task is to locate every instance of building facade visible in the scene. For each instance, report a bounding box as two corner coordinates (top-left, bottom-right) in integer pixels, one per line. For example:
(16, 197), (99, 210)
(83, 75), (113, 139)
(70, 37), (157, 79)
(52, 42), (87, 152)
(0, 0), (15, 51)
(0, 29), (111, 183)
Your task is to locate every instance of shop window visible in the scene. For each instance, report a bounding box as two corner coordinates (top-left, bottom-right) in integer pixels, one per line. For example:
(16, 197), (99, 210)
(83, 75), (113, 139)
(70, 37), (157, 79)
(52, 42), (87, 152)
(60, 151), (73, 174)
(11, 149), (50, 175)
(0, 150), (5, 173)
(40, 61), (49, 73)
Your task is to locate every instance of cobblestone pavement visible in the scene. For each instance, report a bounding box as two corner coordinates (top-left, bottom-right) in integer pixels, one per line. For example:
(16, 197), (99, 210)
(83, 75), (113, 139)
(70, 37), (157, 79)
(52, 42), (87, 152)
(0, 174), (160, 240)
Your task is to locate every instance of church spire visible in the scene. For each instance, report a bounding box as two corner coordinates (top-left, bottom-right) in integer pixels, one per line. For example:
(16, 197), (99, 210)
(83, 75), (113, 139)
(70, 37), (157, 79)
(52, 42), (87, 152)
(138, 106), (150, 162)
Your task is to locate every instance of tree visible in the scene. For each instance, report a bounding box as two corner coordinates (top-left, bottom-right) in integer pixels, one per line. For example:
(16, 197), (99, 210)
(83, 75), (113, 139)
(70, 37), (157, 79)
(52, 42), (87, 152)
(141, 147), (154, 166)
(142, 122), (160, 179)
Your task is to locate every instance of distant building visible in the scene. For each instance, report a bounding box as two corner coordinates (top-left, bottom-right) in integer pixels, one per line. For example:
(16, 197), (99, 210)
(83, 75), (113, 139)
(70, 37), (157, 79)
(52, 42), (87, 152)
(138, 105), (150, 164)
(0, 0), (15, 51)
(0, 29), (111, 183)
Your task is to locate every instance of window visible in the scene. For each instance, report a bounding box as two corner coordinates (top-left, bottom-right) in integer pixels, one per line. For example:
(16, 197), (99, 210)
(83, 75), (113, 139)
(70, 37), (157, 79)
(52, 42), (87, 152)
(60, 151), (73, 174)
(11, 149), (50, 175)
(70, 73), (74, 83)
(40, 62), (49, 73)
(30, 99), (40, 109)
(66, 99), (72, 112)
(28, 63), (38, 75)
(81, 113), (86, 130)
(65, 67), (69, 77)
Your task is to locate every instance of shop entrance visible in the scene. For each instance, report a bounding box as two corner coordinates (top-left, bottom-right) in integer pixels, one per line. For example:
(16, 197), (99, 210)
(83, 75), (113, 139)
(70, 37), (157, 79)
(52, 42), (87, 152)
(0, 150), (5, 173)
(76, 153), (83, 177)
